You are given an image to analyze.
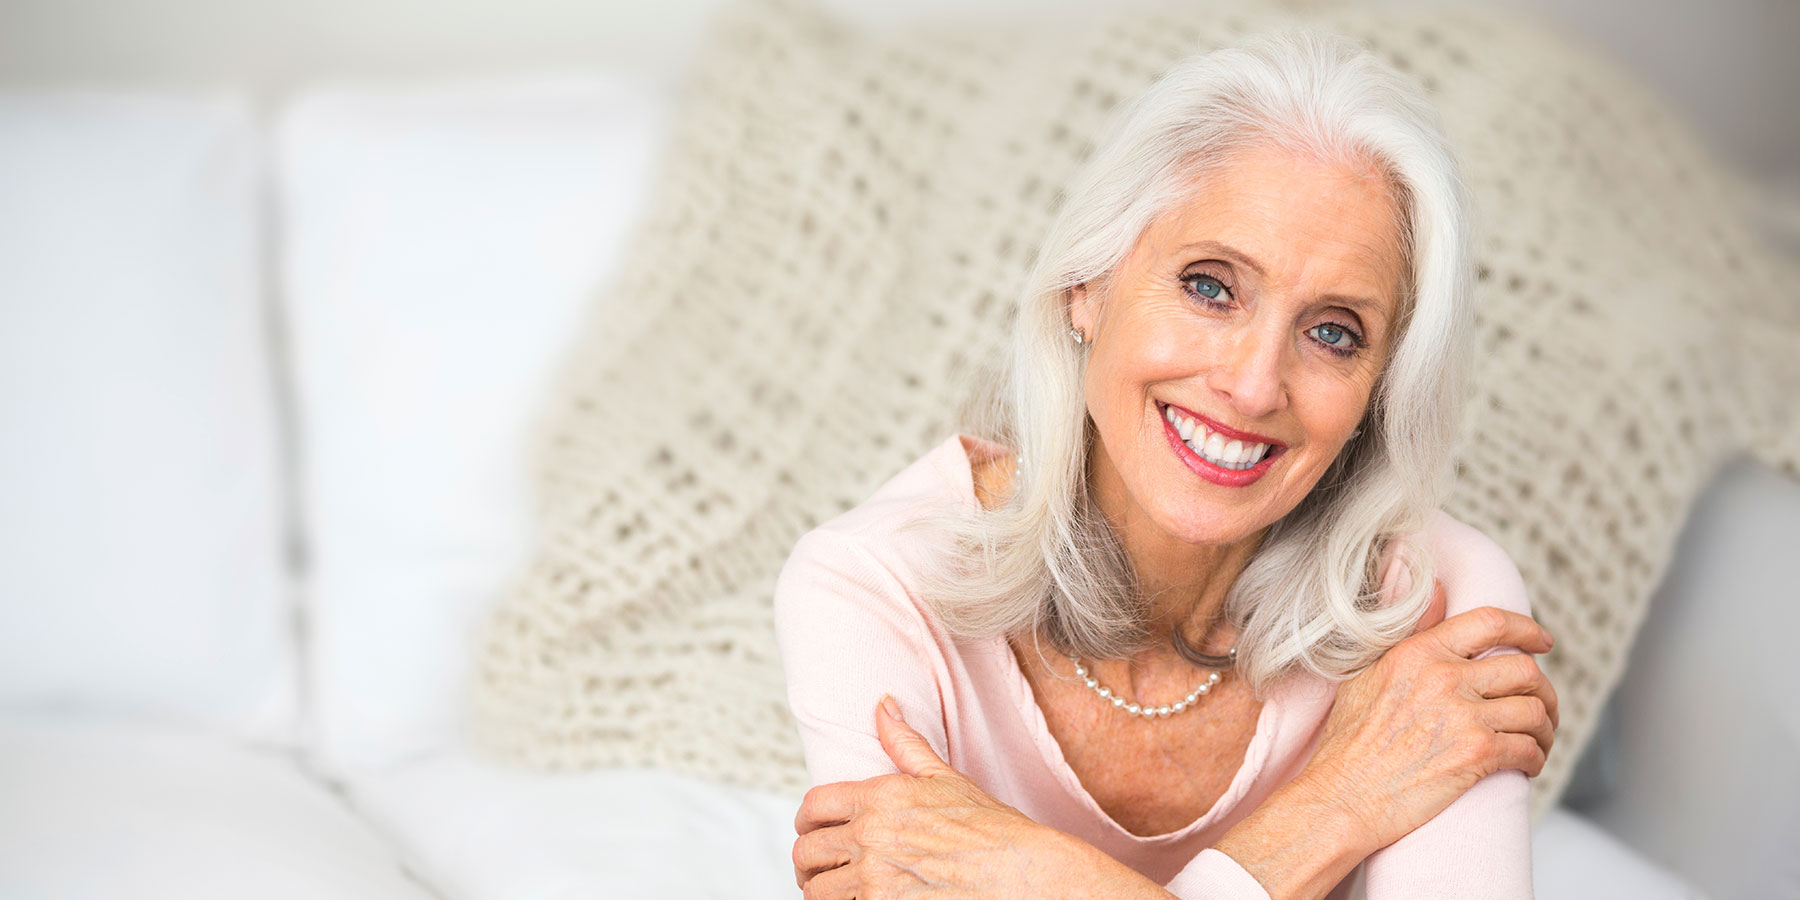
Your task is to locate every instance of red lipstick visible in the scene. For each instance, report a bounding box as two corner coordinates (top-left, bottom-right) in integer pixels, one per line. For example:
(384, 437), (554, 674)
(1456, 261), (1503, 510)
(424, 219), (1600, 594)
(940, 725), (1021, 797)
(1161, 401), (1286, 448)
(1158, 401), (1286, 488)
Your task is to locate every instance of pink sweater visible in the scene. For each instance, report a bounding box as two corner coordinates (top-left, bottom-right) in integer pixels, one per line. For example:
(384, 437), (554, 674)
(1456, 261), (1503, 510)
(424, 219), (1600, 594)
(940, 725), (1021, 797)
(773, 433), (1536, 899)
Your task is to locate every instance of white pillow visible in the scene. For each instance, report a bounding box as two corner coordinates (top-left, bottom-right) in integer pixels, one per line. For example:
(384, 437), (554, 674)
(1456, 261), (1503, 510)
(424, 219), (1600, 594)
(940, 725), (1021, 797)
(342, 752), (800, 899)
(1572, 458), (1800, 899)
(275, 73), (670, 769)
(0, 91), (293, 741)
(0, 716), (435, 900)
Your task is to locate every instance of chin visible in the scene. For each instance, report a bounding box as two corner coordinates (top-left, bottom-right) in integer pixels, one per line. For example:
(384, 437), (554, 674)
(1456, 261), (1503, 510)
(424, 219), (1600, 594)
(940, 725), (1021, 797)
(1153, 501), (1266, 547)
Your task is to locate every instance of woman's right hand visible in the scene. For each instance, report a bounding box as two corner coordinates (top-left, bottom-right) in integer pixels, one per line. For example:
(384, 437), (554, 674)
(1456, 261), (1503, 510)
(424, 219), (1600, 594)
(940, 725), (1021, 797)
(1291, 578), (1559, 857)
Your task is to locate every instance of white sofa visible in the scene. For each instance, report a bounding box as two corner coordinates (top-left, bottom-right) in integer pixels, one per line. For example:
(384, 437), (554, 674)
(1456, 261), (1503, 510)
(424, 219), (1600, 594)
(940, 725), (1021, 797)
(1, 71), (1791, 900)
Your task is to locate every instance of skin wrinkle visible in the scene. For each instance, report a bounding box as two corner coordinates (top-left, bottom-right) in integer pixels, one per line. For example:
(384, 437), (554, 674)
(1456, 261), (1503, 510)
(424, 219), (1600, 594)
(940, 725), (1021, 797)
(1004, 140), (1409, 837)
(1168, 238), (1393, 335)
(1075, 150), (1403, 639)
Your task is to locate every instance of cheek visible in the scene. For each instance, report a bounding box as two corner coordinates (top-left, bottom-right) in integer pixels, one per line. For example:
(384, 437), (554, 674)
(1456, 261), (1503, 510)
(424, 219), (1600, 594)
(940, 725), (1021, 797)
(1126, 313), (1228, 384)
(1091, 311), (1197, 398)
(1144, 320), (1216, 368)
(1292, 370), (1376, 446)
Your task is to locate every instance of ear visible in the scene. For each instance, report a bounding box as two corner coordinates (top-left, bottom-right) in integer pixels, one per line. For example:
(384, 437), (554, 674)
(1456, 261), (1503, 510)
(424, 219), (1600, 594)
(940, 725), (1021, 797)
(1067, 282), (1097, 336)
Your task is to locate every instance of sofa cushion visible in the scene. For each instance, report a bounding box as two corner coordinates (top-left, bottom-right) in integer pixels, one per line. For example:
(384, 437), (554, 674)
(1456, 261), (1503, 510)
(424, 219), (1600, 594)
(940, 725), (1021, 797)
(0, 716), (432, 900)
(275, 74), (670, 769)
(343, 752), (799, 900)
(1530, 807), (1704, 900)
(1570, 457), (1800, 900)
(0, 91), (293, 743)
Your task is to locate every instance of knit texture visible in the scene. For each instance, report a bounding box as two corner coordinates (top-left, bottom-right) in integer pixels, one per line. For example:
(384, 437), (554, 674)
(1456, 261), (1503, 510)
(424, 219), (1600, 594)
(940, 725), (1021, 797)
(469, 0), (1800, 825)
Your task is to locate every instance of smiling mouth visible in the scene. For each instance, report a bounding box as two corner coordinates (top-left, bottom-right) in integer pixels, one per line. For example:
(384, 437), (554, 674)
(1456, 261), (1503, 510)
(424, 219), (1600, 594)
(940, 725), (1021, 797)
(1157, 401), (1285, 471)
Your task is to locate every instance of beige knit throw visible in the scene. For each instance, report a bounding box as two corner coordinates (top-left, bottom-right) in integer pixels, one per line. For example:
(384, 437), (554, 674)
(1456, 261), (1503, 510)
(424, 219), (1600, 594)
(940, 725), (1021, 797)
(470, 0), (1800, 824)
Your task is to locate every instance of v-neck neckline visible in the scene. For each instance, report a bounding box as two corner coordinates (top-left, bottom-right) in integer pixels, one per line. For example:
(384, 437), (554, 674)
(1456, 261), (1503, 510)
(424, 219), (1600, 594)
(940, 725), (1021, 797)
(941, 432), (1287, 844)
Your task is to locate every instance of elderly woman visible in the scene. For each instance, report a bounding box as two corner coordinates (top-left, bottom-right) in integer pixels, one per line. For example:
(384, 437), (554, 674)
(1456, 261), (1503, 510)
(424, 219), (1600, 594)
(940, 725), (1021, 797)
(772, 30), (1559, 900)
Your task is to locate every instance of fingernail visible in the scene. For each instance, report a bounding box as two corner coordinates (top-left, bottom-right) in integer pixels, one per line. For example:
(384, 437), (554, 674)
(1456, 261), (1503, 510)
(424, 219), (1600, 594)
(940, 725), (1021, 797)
(880, 694), (903, 722)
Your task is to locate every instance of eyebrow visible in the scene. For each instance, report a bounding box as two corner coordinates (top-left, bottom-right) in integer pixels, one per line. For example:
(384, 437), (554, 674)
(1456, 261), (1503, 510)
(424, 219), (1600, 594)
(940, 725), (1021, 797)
(1177, 240), (1392, 328)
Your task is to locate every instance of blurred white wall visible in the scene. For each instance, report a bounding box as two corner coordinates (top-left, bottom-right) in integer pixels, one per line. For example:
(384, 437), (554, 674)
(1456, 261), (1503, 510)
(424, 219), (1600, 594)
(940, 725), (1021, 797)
(1, 0), (1795, 185)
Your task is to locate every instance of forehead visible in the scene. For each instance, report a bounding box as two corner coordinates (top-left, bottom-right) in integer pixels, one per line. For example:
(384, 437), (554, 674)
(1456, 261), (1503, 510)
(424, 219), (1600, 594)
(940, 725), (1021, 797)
(1143, 146), (1410, 324)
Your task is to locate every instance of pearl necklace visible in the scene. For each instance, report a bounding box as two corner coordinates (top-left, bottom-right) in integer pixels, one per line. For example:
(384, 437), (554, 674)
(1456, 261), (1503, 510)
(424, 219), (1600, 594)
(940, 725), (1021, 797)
(1006, 451), (1237, 718)
(1069, 648), (1235, 718)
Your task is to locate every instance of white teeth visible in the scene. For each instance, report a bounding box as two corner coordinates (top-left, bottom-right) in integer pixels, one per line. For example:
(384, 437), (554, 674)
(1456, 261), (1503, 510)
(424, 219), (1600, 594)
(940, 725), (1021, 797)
(1203, 431), (1226, 460)
(1167, 404), (1274, 470)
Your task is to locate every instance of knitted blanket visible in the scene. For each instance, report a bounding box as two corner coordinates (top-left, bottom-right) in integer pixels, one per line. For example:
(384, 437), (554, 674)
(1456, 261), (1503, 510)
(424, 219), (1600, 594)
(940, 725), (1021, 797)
(470, 0), (1800, 824)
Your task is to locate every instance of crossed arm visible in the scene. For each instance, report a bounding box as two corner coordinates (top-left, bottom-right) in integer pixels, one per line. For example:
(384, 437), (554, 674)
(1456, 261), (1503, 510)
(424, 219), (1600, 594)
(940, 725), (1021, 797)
(774, 512), (1554, 899)
(792, 694), (1379, 899)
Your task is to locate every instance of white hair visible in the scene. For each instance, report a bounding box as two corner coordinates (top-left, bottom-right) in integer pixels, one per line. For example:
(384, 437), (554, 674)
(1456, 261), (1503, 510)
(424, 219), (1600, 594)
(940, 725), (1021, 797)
(898, 27), (1476, 697)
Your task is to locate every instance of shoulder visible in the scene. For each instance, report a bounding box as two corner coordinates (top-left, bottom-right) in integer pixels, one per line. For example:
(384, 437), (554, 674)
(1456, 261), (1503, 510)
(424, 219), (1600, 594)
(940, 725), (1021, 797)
(1398, 509), (1534, 618)
(772, 442), (982, 768)
(772, 435), (973, 645)
(802, 433), (975, 544)
(772, 527), (928, 667)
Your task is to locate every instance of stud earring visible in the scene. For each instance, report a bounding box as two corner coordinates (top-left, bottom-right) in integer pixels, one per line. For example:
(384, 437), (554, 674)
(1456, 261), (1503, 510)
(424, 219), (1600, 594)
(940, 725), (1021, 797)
(1068, 326), (1086, 345)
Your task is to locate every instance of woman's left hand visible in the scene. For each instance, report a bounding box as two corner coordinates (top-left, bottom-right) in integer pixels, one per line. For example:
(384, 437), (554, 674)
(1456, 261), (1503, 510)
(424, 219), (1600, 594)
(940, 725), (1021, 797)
(792, 696), (1160, 899)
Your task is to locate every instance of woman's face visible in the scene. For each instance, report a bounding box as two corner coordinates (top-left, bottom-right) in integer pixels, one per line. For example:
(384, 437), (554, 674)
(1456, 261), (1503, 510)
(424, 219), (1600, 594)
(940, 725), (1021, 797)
(1070, 144), (1407, 548)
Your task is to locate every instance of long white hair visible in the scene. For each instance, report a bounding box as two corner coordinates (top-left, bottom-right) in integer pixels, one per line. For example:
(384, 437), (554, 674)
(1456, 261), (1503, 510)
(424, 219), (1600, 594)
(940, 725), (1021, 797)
(898, 27), (1475, 697)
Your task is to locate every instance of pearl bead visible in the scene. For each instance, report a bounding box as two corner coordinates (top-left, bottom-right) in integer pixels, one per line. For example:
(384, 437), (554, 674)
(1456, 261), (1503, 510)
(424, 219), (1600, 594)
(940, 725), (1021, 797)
(1067, 649), (1236, 720)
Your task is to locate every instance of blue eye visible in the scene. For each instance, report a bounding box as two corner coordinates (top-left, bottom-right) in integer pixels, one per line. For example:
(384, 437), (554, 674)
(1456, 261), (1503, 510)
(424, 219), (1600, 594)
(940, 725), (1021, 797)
(1183, 273), (1230, 304)
(1308, 322), (1362, 357)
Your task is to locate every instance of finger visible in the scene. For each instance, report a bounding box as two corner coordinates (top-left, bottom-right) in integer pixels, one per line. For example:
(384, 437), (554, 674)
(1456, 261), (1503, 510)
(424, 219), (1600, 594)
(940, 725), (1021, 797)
(1430, 606), (1554, 659)
(1542, 671), (1560, 731)
(792, 827), (853, 889)
(1463, 654), (1560, 731)
(1462, 653), (1544, 699)
(801, 859), (858, 900)
(1491, 730), (1548, 778)
(1411, 577), (1448, 636)
(795, 782), (856, 835)
(875, 695), (955, 779)
(1479, 694), (1555, 758)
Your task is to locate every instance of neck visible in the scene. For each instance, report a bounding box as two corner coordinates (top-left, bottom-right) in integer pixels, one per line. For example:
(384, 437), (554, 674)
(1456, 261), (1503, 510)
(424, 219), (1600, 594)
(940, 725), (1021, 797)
(1087, 434), (1266, 663)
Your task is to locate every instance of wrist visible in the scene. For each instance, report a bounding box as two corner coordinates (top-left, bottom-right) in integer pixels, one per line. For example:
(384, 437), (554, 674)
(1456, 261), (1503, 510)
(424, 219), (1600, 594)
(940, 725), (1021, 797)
(1212, 776), (1374, 900)
(1283, 769), (1380, 860)
(1035, 824), (1172, 900)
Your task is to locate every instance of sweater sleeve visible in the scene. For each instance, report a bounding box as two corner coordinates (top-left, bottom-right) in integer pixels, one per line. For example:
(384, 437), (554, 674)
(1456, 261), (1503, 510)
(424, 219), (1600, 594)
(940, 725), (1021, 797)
(1163, 849), (1276, 900)
(771, 527), (952, 786)
(1361, 509), (1537, 899)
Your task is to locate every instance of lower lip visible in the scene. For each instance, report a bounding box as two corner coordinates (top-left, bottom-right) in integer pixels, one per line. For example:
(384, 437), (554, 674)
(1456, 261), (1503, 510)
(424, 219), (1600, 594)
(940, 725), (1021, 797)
(1161, 405), (1283, 487)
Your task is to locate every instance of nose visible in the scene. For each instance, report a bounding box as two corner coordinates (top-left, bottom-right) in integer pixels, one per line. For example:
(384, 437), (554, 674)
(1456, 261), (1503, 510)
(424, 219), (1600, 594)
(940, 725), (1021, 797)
(1205, 322), (1289, 419)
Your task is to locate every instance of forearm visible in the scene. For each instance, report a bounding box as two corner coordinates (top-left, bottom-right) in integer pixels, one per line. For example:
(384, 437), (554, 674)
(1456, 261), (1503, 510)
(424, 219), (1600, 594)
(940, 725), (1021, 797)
(1036, 824), (1179, 900)
(1210, 776), (1374, 900)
